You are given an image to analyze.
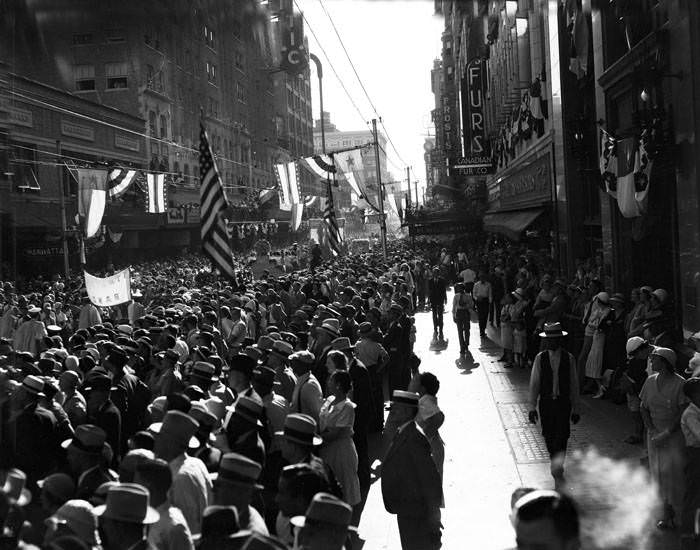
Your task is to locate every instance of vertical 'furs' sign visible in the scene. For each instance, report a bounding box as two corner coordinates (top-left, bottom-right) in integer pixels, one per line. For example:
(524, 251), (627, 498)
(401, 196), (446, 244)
(464, 58), (487, 156)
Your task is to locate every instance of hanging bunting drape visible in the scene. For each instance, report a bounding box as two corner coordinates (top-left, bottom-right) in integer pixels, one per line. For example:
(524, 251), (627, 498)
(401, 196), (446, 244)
(108, 168), (137, 199)
(76, 169), (108, 238)
(146, 173), (167, 213)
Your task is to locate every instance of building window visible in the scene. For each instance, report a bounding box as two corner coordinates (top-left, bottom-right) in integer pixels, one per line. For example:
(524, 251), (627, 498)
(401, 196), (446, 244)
(207, 62), (217, 83)
(159, 114), (168, 139)
(146, 64), (154, 89)
(106, 30), (125, 43)
(72, 33), (93, 45)
(106, 62), (128, 89)
(74, 64), (95, 91)
(236, 82), (247, 103)
(10, 142), (40, 193)
(148, 111), (157, 136)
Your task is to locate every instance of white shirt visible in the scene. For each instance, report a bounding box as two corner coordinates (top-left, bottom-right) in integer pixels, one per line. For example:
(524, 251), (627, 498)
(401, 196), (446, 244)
(148, 502), (194, 550)
(459, 268), (476, 284)
(472, 280), (493, 301)
(290, 371), (323, 422)
(168, 454), (212, 536)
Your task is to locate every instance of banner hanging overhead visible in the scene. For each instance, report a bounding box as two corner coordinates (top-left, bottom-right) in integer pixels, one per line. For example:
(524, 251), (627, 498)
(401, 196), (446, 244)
(84, 268), (132, 306)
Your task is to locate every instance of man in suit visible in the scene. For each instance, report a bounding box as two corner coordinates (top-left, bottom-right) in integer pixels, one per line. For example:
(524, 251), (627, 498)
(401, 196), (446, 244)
(428, 267), (448, 340)
(85, 374), (122, 464)
(384, 304), (407, 393)
(381, 390), (442, 550)
(528, 322), (581, 483)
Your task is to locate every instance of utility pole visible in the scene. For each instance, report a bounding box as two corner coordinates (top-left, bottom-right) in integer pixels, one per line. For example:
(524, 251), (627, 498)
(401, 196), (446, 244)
(414, 176), (419, 207)
(56, 140), (69, 279)
(406, 166), (412, 209)
(371, 118), (387, 259)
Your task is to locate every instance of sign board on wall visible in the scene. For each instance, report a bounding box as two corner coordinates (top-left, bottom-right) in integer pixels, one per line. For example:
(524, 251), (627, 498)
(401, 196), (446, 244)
(499, 153), (552, 209)
(61, 119), (95, 141)
(115, 132), (141, 152)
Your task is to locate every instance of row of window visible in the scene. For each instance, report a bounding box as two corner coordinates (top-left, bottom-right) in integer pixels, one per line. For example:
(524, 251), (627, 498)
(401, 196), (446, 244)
(73, 32), (124, 45)
(74, 63), (128, 91)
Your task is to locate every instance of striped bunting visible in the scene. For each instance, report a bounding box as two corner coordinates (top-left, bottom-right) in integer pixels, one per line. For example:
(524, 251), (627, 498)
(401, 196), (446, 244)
(323, 185), (341, 257)
(199, 123), (235, 279)
(108, 168), (137, 199)
(146, 173), (166, 213)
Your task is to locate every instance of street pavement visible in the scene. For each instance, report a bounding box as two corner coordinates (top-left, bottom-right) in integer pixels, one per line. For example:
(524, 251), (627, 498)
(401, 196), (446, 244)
(357, 291), (680, 550)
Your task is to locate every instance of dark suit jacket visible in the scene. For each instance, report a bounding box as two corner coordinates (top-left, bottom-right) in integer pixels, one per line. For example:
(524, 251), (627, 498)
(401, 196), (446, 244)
(11, 404), (58, 483)
(381, 421), (442, 516)
(92, 400), (121, 460)
(428, 277), (447, 307)
(383, 321), (403, 359)
(349, 358), (373, 434)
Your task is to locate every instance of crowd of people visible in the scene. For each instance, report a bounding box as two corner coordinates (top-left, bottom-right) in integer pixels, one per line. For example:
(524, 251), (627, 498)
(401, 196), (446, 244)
(3, 235), (700, 549)
(0, 241), (447, 550)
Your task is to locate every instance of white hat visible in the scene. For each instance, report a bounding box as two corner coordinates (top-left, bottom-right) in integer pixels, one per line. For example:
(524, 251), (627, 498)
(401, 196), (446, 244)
(625, 336), (648, 358)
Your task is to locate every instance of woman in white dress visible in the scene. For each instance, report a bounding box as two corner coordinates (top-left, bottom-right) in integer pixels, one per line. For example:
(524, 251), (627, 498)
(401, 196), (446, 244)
(584, 292), (613, 398)
(319, 370), (361, 506)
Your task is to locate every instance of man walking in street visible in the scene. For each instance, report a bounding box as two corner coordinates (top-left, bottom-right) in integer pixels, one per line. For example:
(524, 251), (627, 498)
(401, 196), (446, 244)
(428, 267), (447, 341)
(528, 323), (580, 484)
(472, 271), (493, 338)
(381, 390), (443, 550)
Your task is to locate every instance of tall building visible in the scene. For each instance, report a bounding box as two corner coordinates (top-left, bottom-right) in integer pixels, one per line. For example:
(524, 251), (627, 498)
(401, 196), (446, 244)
(429, 58), (448, 196)
(0, 0), (312, 274)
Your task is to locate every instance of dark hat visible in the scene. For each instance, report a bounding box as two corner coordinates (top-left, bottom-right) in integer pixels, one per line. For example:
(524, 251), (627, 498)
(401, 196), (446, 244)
(1, 468), (32, 506)
(106, 347), (128, 368)
(22, 374), (45, 396)
(389, 303), (403, 314)
(228, 354), (257, 376)
(330, 337), (354, 352)
(275, 413), (322, 447)
(289, 350), (315, 366)
(391, 390), (419, 408)
(83, 374), (113, 393)
(290, 492), (355, 532)
(61, 424), (107, 455)
(229, 395), (264, 426)
(270, 340), (293, 360)
(191, 361), (216, 382)
(94, 483), (159, 525)
(358, 322), (372, 335)
(252, 366), (276, 389)
(191, 505), (242, 543)
(150, 410), (200, 449)
(212, 453), (263, 490)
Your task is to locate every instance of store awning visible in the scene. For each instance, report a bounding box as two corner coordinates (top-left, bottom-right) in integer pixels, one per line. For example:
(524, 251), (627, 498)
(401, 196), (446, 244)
(482, 208), (544, 241)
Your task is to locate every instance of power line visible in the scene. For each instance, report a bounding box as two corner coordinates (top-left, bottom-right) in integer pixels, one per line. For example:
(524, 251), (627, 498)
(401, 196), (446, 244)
(316, 0), (409, 167)
(292, 0), (369, 127)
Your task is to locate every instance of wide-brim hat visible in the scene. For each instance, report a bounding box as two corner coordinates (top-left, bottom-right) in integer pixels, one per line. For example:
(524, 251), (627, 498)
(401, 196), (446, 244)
(539, 322), (568, 338)
(290, 492), (356, 532)
(150, 410), (200, 449)
(330, 337), (354, 352)
(61, 424), (107, 455)
(94, 483), (159, 524)
(210, 453), (264, 490)
(390, 390), (419, 408)
(275, 413), (322, 446)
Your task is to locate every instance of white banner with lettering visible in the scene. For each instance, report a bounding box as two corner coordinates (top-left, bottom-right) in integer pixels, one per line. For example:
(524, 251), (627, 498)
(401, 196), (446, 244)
(84, 268), (132, 306)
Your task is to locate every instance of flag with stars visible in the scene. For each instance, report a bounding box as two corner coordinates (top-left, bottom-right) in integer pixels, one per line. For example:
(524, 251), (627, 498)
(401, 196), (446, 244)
(199, 122), (235, 279)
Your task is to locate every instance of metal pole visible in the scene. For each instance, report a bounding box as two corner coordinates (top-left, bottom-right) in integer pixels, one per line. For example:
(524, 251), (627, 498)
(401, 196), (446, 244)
(56, 140), (69, 279)
(372, 118), (387, 260)
(310, 54), (325, 155)
(414, 177), (419, 207)
(406, 166), (412, 209)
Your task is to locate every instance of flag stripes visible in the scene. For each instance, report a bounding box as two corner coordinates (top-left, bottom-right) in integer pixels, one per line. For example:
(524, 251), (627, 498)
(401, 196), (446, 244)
(199, 123), (235, 279)
(323, 186), (341, 256)
(108, 169), (137, 199)
(146, 173), (166, 213)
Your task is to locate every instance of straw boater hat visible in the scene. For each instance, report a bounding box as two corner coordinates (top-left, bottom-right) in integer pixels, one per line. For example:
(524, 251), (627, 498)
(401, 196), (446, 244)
(22, 375), (45, 397)
(94, 483), (159, 525)
(211, 453), (263, 490)
(275, 413), (323, 447)
(390, 390), (419, 408)
(1, 469), (32, 506)
(539, 322), (568, 339)
(290, 492), (357, 532)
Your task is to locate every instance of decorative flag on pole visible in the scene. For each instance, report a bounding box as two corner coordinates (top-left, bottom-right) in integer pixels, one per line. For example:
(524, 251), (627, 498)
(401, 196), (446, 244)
(146, 173), (167, 213)
(323, 185), (341, 257)
(599, 130), (617, 198)
(199, 122), (235, 279)
(615, 137), (640, 218)
(76, 169), (108, 239)
(108, 168), (137, 199)
(634, 129), (653, 214)
(274, 161), (296, 211)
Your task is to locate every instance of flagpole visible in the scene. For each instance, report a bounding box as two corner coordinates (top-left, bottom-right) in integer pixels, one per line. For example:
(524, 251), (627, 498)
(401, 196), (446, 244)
(56, 140), (70, 279)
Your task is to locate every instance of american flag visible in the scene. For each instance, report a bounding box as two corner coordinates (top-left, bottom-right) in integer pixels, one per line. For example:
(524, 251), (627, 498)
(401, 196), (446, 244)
(199, 123), (235, 279)
(323, 185), (341, 256)
(107, 168), (137, 199)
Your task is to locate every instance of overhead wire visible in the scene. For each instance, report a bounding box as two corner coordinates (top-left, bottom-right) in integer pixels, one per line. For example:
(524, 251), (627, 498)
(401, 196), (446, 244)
(315, 0), (410, 168)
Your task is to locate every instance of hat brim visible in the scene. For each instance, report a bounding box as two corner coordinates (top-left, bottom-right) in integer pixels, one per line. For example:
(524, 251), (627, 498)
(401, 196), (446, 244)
(209, 472), (264, 491)
(538, 331), (568, 338)
(93, 504), (160, 524)
(290, 515), (357, 532)
(149, 423), (200, 449)
(274, 430), (323, 447)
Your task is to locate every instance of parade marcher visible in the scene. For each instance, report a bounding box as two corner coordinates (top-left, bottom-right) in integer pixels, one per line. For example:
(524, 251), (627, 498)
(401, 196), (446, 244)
(13, 306), (47, 356)
(528, 323), (580, 482)
(427, 268), (447, 341)
(452, 283), (474, 355)
(384, 304), (408, 394)
(381, 390), (442, 550)
(291, 492), (355, 550)
(640, 347), (688, 529)
(95, 483), (160, 550)
(187, 402), (222, 473)
(77, 297), (101, 331)
(59, 369), (87, 427)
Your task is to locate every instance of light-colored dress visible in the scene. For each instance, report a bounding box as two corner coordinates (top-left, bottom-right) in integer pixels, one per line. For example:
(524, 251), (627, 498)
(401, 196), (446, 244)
(500, 304), (514, 350)
(319, 396), (361, 506)
(584, 306), (610, 380)
(640, 373), (688, 515)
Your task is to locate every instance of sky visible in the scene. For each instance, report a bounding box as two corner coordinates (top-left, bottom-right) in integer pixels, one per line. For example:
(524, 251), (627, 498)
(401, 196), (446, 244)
(295, 0), (444, 201)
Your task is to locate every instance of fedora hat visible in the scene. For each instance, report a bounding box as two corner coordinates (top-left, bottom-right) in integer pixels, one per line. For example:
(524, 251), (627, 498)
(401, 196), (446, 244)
(62, 425), (107, 455)
(191, 505), (244, 544)
(289, 350), (315, 367)
(228, 395), (264, 426)
(254, 335), (275, 352)
(37, 473), (76, 504)
(205, 396), (227, 423)
(270, 340), (293, 359)
(358, 322), (372, 335)
(243, 346), (264, 363)
(290, 492), (356, 532)
(2, 468), (32, 506)
(275, 413), (322, 447)
(330, 337), (354, 352)
(191, 361), (216, 382)
(211, 453), (263, 490)
(189, 401), (219, 431)
(391, 390), (419, 408)
(538, 322), (568, 339)
(228, 354), (257, 376)
(150, 410), (200, 450)
(319, 319), (340, 337)
(252, 366), (276, 389)
(22, 374), (45, 396)
(94, 483), (159, 524)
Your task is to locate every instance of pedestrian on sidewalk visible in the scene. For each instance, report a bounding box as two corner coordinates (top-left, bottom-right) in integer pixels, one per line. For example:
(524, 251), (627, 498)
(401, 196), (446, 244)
(680, 377), (700, 540)
(381, 390), (442, 550)
(452, 283), (474, 355)
(621, 337), (651, 445)
(472, 272), (492, 338)
(528, 323), (581, 483)
(499, 293), (515, 367)
(428, 268), (447, 341)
